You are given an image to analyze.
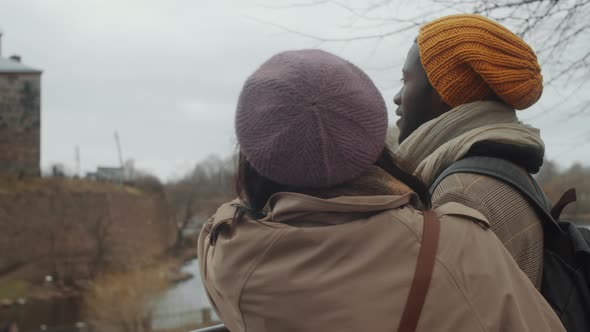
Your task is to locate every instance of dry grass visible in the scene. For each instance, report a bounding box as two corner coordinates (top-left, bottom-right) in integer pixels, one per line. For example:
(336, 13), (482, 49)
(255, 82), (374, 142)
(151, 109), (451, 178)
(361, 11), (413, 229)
(0, 279), (30, 299)
(83, 263), (171, 332)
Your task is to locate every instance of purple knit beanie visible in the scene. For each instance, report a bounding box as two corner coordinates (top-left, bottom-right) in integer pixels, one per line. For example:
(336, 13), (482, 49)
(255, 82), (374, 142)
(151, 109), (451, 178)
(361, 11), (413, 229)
(236, 49), (388, 188)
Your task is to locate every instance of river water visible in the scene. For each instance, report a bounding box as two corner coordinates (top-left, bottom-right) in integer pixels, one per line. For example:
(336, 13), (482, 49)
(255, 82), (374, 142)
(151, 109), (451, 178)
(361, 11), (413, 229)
(151, 259), (218, 330)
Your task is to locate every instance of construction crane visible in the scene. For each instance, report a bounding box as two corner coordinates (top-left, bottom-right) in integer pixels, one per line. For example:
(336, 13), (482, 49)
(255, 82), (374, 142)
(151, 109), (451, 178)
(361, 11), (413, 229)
(75, 145), (80, 177)
(114, 131), (124, 169)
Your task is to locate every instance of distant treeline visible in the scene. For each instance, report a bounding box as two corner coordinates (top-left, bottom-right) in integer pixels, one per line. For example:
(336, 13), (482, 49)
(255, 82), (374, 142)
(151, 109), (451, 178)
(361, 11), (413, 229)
(165, 153), (590, 229)
(536, 160), (590, 223)
(165, 155), (235, 247)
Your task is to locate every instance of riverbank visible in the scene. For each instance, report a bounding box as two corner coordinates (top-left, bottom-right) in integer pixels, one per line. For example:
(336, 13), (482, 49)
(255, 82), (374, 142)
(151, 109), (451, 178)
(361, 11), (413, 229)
(0, 176), (176, 299)
(0, 247), (199, 310)
(0, 256), (218, 332)
(165, 248), (199, 283)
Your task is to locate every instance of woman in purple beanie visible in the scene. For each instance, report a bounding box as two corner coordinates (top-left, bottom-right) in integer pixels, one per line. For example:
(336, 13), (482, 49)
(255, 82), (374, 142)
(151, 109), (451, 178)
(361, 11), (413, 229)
(197, 50), (564, 332)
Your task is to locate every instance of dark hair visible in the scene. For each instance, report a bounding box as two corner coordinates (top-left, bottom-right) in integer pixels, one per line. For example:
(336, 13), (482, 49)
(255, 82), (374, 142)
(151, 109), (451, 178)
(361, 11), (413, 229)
(235, 152), (292, 215)
(374, 148), (431, 204)
(235, 148), (431, 219)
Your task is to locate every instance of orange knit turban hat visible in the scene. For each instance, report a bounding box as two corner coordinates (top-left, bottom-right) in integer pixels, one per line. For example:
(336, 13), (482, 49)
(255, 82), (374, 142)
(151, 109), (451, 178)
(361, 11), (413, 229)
(417, 14), (543, 110)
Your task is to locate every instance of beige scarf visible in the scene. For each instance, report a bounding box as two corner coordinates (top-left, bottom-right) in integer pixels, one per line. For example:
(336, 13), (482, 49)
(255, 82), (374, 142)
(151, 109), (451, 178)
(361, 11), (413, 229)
(395, 101), (545, 187)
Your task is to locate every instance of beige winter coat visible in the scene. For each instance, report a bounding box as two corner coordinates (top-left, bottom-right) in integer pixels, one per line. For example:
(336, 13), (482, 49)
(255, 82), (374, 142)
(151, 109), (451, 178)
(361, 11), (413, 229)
(198, 192), (564, 332)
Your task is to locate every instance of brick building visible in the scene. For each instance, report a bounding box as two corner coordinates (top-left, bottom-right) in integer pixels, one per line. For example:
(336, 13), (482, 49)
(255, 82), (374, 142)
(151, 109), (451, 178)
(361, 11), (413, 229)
(0, 34), (42, 177)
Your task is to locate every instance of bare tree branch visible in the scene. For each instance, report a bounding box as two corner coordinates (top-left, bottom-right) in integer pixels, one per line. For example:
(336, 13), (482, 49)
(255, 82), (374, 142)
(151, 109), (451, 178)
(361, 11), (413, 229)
(549, 51), (590, 83)
(257, 0), (333, 9)
(266, 0), (590, 90)
(247, 15), (419, 43)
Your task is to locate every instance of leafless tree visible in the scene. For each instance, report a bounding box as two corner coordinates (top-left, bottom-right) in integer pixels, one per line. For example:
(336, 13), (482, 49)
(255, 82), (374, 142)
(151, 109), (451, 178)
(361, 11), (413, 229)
(259, 0), (590, 155)
(166, 155), (236, 249)
(265, 0), (590, 84)
(84, 195), (115, 275)
(47, 194), (68, 283)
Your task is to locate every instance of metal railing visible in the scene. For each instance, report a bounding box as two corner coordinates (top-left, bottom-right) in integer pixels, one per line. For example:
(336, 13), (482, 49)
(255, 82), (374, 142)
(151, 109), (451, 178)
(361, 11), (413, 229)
(192, 324), (228, 332)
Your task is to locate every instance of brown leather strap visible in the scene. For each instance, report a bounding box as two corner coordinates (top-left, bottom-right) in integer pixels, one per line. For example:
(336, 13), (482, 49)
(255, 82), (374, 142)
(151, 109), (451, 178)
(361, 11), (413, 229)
(397, 210), (440, 332)
(551, 188), (577, 220)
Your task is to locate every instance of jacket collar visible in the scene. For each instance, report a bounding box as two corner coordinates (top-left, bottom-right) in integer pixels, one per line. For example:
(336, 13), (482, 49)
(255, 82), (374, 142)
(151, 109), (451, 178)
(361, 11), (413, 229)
(260, 192), (416, 225)
(212, 193), (416, 229)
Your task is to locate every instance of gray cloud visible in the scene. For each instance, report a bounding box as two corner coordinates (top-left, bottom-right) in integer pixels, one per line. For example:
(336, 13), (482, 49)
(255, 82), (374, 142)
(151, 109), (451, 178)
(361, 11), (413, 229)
(1, 0), (587, 180)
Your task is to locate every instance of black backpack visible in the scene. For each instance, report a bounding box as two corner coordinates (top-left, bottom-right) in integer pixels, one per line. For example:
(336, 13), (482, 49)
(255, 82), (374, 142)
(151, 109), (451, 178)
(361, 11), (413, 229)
(431, 156), (590, 332)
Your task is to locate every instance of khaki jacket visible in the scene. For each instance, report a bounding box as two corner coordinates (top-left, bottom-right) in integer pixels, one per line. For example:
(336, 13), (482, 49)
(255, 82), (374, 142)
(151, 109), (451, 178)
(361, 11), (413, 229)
(433, 172), (544, 288)
(198, 193), (564, 332)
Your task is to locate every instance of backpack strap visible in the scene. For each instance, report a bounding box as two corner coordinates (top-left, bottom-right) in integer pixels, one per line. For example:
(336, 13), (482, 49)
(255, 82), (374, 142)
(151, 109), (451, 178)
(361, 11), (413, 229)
(550, 188), (577, 220)
(398, 210), (440, 332)
(430, 156), (561, 233)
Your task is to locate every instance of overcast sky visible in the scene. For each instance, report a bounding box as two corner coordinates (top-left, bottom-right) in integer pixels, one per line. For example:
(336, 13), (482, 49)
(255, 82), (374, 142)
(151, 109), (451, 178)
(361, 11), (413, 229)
(1, 0), (588, 180)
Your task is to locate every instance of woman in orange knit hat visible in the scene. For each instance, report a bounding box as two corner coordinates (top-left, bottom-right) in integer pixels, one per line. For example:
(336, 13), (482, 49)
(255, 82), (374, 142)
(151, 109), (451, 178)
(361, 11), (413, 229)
(394, 14), (546, 289)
